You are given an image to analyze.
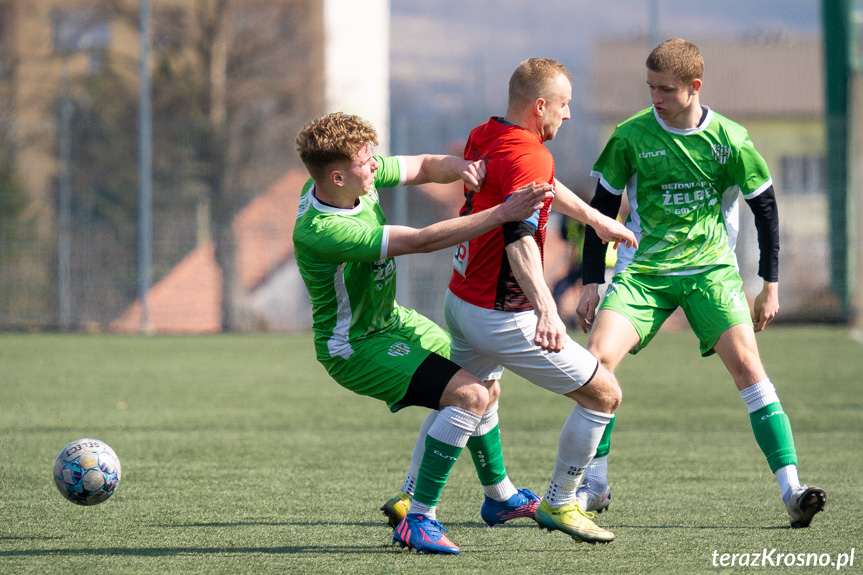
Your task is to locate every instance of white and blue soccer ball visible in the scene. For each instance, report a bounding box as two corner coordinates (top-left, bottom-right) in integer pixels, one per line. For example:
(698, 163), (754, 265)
(53, 438), (121, 506)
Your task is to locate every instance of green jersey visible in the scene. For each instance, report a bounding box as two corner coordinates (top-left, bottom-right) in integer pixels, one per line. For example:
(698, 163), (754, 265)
(591, 107), (772, 275)
(293, 155), (407, 361)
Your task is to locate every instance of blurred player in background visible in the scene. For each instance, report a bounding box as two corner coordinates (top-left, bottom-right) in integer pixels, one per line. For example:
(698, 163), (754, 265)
(551, 216), (586, 321)
(293, 112), (552, 554)
(575, 39), (826, 528)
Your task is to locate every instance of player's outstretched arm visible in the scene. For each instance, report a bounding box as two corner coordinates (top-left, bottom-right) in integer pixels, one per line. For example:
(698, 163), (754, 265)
(385, 183), (552, 257)
(402, 155), (486, 191)
(552, 179), (637, 249)
(753, 280), (779, 332)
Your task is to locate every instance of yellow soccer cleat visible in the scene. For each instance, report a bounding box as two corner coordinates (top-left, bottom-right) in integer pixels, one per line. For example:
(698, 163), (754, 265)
(534, 498), (615, 544)
(380, 491), (411, 529)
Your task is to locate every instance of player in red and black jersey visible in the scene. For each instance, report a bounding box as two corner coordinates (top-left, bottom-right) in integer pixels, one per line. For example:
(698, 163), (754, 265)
(443, 58), (636, 544)
(450, 116), (555, 310)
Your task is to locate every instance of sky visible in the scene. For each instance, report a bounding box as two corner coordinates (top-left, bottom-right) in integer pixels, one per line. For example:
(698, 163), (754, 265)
(389, 0), (822, 186)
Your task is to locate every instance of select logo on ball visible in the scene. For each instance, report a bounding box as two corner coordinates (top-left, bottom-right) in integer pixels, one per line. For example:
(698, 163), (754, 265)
(54, 438), (122, 506)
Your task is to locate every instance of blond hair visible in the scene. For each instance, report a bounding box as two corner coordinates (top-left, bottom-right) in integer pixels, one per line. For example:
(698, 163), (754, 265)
(508, 58), (572, 108)
(295, 112), (379, 179)
(646, 39), (704, 84)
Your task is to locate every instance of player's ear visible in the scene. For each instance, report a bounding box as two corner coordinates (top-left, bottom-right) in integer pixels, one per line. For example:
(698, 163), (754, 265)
(690, 78), (702, 95)
(534, 97), (547, 117)
(329, 168), (344, 186)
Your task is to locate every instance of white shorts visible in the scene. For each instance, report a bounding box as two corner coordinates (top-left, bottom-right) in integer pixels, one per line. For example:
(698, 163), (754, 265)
(444, 290), (599, 395)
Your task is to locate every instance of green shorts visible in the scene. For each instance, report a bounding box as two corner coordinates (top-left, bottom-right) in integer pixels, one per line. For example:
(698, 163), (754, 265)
(319, 307), (452, 412)
(599, 265), (753, 356)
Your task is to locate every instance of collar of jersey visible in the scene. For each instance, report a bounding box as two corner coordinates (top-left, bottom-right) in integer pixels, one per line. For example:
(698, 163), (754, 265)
(309, 183), (364, 215)
(653, 106), (713, 136)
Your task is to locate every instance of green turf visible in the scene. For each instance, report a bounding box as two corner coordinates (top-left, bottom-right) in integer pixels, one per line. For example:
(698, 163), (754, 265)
(0, 327), (860, 574)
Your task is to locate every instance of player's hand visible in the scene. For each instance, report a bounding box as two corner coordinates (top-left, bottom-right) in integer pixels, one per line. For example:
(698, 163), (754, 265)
(503, 182), (554, 222)
(575, 284), (601, 333)
(534, 310), (567, 352)
(461, 160), (487, 192)
(753, 281), (779, 332)
(593, 215), (638, 250)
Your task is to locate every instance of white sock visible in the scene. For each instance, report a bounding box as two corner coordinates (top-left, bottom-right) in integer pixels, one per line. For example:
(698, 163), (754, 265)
(409, 501), (436, 520)
(485, 477), (518, 502)
(401, 410), (439, 496)
(545, 405), (613, 507)
(776, 465), (802, 504)
(427, 406), (480, 448)
(471, 402), (499, 437)
(583, 454), (609, 491)
(740, 379), (780, 413)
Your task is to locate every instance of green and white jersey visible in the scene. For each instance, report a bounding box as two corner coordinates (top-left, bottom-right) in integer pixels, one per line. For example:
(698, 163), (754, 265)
(293, 155), (407, 361)
(591, 107), (772, 275)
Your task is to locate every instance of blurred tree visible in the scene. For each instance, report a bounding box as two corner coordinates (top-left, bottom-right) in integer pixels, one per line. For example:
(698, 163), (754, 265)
(97, 0), (318, 331)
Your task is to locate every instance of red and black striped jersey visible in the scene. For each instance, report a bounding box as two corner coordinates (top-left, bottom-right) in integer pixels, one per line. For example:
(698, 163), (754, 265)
(449, 117), (555, 311)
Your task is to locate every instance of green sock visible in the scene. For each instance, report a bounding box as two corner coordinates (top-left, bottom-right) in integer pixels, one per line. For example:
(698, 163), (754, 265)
(413, 435), (463, 507)
(594, 413), (616, 458)
(749, 402), (798, 473)
(466, 424), (507, 486)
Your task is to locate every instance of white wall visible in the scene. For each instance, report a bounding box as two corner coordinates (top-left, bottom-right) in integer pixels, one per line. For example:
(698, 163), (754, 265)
(324, 0), (390, 154)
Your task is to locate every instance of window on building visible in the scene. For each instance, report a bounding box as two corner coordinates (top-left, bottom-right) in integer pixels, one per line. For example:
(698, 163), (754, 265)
(780, 155), (825, 195)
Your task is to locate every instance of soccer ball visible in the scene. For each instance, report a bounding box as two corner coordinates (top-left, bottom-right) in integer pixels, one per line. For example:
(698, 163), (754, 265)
(53, 438), (121, 506)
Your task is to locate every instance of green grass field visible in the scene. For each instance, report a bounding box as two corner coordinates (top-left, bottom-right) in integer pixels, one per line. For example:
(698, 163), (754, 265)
(1, 327), (860, 574)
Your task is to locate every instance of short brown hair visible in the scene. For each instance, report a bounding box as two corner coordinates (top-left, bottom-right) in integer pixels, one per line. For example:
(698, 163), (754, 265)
(295, 112), (379, 179)
(508, 58), (572, 108)
(646, 39), (704, 84)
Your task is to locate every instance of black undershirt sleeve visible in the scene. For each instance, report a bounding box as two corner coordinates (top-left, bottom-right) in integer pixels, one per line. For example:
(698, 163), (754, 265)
(582, 181), (623, 284)
(502, 219), (536, 246)
(744, 185), (780, 282)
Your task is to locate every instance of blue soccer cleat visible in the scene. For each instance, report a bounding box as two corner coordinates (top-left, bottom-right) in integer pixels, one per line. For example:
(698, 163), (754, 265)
(480, 487), (541, 526)
(392, 513), (460, 555)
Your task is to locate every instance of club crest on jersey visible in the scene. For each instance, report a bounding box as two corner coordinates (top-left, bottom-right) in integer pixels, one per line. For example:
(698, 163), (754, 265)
(729, 289), (748, 313)
(712, 144), (731, 165)
(388, 342), (411, 357)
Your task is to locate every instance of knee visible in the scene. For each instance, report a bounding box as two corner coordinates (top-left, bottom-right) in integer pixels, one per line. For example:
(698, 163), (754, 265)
(588, 345), (619, 372)
(459, 382), (491, 414)
(725, 350), (767, 388)
(577, 366), (622, 413)
(600, 370), (623, 412)
(486, 380), (501, 406)
(441, 370), (491, 415)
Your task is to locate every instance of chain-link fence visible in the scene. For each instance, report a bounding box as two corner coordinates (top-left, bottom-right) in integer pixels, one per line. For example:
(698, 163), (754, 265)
(1, 2), (859, 332)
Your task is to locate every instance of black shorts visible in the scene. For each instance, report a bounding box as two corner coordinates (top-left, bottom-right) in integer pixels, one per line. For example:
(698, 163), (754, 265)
(393, 352), (462, 411)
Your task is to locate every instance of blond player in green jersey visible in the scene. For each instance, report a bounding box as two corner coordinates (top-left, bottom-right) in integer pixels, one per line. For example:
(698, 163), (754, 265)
(575, 39), (826, 528)
(294, 112), (552, 554)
